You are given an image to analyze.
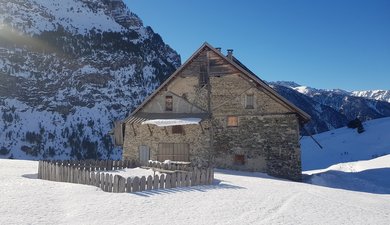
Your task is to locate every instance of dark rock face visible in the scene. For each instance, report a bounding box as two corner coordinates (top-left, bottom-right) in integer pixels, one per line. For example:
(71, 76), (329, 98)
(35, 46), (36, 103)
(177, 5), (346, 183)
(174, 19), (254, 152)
(0, 0), (180, 160)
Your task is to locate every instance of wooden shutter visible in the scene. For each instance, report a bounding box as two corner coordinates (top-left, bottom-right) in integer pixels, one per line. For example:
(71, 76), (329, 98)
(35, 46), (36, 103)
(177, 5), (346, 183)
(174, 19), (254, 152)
(227, 116), (238, 127)
(173, 143), (189, 161)
(157, 143), (189, 162)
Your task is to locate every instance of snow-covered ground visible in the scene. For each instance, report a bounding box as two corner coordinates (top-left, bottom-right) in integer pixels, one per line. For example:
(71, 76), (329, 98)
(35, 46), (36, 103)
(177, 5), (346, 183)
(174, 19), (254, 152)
(301, 117), (390, 170)
(305, 154), (390, 194)
(1, 158), (389, 225)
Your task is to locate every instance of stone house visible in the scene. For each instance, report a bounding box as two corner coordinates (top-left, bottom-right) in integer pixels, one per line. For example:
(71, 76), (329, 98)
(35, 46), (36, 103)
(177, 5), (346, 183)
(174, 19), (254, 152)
(114, 42), (310, 181)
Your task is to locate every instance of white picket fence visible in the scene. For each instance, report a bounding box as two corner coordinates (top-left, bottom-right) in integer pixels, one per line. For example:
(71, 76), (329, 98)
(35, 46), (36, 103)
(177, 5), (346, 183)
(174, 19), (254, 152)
(37, 160), (214, 193)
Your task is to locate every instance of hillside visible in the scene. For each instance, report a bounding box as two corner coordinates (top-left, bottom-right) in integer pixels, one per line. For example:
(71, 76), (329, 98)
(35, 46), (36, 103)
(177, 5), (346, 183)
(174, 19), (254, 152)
(301, 117), (390, 171)
(0, 0), (180, 160)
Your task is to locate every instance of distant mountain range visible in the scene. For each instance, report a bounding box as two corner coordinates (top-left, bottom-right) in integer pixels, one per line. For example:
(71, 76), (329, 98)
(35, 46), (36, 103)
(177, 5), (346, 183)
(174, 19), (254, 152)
(270, 81), (390, 134)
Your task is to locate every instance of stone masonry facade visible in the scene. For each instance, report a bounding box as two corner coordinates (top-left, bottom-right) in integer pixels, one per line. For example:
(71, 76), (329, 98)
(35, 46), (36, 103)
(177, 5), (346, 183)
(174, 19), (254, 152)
(121, 44), (308, 181)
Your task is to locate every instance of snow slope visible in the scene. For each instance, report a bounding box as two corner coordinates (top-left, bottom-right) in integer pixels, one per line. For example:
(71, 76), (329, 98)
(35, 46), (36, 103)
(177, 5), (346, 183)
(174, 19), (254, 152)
(305, 155), (390, 194)
(301, 117), (390, 170)
(1, 159), (389, 225)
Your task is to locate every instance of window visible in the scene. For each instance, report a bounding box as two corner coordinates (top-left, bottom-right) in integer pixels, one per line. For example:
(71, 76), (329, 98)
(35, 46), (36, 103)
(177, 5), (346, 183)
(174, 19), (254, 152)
(234, 154), (245, 165)
(245, 94), (254, 109)
(165, 96), (173, 111)
(227, 116), (238, 127)
(172, 125), (184, 134)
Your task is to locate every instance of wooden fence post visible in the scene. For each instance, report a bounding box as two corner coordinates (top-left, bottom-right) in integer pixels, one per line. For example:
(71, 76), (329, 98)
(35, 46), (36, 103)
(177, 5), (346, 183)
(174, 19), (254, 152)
(126, 177), (132, 193)
(90, 172), (96, 187)
(191, 169), (197, 186)
(85, 170), (90, 185)
(140, 176), (146, 191)
(146, 175), (153, 190)
(200, 170), (206, 185)
(118, 176), (126, 193)
(165, 174), (171, 189)
(106, 174), (112, 192)
(153, 175), (159, 190)
(177, 173), (182, 187)
(95, 172), (100, 188)
(196, 170), (201, 186)
(132, 177), (140, 192)
(38, 161), (41, 179)
(171, 173), (176, 188)
(159, 174), (165, 189)
(113, 175), (119, 193)
(100, 172), (105, 190)
(185, 172), (191, 187)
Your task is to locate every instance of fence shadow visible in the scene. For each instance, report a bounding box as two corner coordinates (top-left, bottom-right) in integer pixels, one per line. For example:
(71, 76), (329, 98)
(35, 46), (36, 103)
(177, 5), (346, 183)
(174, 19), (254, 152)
(130, 181), (245, 197)
(214, 169), (294, 183)
(22, 173), (38, 179)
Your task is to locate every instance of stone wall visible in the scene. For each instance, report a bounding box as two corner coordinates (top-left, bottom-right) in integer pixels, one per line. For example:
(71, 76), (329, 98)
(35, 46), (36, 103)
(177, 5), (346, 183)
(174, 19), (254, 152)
(213, 114), (302, 181)
(122, 121), (212, 167)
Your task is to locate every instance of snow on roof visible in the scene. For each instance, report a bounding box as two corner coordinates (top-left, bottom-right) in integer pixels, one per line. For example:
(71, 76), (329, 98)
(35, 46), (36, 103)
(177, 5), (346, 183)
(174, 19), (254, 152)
(141, 118), (201, 127)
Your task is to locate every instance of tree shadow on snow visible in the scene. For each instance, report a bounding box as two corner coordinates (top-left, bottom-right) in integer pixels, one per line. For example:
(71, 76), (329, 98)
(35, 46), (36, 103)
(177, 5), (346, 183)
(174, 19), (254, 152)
(130, 180), (245, 197)
(303, 168), (390, 194)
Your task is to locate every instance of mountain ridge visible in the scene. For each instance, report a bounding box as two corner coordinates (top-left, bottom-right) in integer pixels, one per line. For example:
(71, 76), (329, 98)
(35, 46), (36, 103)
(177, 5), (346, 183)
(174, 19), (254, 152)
(270, 81), (390, 134)
(0, 0), (180, 160)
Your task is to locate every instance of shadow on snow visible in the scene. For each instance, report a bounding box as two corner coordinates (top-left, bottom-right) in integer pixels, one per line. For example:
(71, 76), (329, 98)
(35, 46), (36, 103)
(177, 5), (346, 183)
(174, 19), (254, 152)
(303, 168), (390, 194)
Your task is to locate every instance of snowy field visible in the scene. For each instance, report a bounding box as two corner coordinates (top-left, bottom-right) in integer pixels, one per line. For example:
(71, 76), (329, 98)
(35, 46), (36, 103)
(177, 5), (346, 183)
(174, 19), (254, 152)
(301, 117), (390, 170)
(1, 158), (389, 225)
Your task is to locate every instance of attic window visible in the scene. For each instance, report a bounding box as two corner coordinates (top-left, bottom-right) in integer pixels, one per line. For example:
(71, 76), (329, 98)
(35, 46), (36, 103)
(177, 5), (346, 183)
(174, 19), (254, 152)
(165, 96), (173, 111)
(245, 94), (254, 109)
(227, 116), (238, 127)
(234, 154), (245, 165)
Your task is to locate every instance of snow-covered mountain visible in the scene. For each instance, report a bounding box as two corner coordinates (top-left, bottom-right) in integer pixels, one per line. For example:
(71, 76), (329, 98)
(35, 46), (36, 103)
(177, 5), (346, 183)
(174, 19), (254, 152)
(352, 90), (390, 103)
(271, 81), (390, 134)
(0, 0), (180, 160)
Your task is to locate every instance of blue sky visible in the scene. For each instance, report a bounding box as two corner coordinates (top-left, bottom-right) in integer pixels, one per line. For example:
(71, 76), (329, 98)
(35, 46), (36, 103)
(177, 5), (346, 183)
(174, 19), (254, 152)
(124, 0), (390, 91)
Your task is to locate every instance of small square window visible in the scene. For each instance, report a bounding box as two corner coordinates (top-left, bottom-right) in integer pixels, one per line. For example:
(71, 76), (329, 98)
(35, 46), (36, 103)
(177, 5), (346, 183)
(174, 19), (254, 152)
(234, 154), (245, 165)
(227, 116), (238, 127)
(165, 96), (173, 111)
(172, 125), (184, 134)
(245, 94), (254, 109)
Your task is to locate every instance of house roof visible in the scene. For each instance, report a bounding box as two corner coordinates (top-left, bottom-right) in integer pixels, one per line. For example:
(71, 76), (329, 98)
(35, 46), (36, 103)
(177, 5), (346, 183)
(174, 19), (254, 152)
(124, 42), (310, 123)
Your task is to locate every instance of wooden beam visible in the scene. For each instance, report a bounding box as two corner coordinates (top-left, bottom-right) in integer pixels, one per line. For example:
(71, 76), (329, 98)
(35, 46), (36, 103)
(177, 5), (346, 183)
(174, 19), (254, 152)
(147, 125), (153, 136)
(131, 123), (136, 136)
(199, 122), (205, 134)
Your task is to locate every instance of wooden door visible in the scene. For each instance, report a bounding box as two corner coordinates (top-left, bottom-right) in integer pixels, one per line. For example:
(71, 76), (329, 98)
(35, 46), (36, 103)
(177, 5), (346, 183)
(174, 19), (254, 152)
(139, 145), (150, 165)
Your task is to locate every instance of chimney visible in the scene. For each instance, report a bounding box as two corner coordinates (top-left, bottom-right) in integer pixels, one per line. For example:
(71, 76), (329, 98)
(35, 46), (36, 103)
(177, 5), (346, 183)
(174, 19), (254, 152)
(227, 49), (233, 60)
(216, 47), (222, 52)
